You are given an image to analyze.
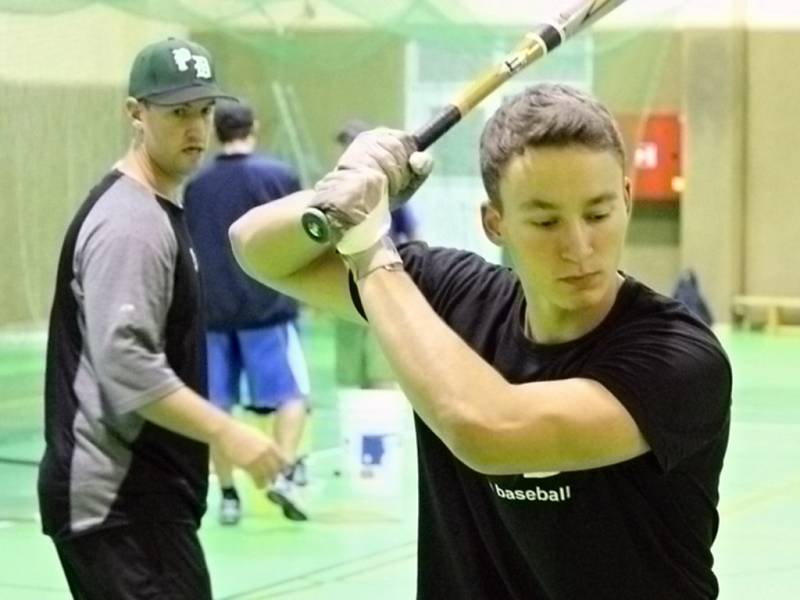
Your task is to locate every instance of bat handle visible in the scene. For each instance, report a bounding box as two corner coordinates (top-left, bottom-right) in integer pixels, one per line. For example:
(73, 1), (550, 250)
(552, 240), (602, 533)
(301, 104), (463, 243)
(412, 105), (462, 151)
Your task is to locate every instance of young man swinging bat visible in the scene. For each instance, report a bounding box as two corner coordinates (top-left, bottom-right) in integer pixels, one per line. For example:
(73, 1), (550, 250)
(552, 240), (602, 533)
(230, 83), (732, 600)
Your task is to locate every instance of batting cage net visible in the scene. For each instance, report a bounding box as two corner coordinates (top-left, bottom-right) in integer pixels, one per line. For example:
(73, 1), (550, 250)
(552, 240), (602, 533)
(0, 0), (715, 328)
(1, 0), (749, 456)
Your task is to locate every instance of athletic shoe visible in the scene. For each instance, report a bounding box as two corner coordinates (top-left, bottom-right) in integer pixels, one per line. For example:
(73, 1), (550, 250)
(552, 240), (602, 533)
(219, 496), (241, 525)
(267, 473), (308, 521)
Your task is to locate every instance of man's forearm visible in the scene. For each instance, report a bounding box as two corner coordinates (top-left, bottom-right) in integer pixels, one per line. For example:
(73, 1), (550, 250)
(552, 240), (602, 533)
(229, 189), (333, 284)
(139, 386), (287, 487)
(357, 268), (510, 467)
(137, 386), (230, 444)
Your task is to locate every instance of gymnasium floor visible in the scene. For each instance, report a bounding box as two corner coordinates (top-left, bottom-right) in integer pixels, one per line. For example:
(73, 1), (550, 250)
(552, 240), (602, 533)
(0, 317), (798, 599)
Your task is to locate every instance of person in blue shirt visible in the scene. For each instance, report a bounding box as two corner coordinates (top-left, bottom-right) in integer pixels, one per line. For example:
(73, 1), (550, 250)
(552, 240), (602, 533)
(184, 100), (311, 523)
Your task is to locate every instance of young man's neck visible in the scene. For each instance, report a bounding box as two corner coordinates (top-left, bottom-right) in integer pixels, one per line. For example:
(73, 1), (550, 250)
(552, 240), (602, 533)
(524, 273), (624, 344)
(222, 136), (256, 155)
(117, 141), (182, 201)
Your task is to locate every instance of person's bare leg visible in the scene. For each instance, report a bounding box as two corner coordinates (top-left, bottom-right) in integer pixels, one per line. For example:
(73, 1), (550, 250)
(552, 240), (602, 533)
(265, 399), (309, 521)
(211, 446), (235, 489)
(273, 398), (307, 464)
(213, 419), (242, 525)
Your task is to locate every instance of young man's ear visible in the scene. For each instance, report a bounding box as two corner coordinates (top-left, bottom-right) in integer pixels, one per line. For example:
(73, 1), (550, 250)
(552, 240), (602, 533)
(481, 200), (504, 247)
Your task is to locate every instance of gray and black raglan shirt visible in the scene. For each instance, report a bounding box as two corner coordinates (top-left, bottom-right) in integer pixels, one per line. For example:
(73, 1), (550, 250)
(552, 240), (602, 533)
(38, 170), (208, 540)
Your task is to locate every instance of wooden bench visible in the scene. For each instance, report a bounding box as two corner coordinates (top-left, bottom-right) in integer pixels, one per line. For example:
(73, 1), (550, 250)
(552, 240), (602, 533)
(731, 295), (800, 334)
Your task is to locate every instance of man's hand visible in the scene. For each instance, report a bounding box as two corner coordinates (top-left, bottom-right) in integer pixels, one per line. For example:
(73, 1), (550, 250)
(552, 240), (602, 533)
(312, 166), (404, 279)
(337, 128), (433, 210)
(313, 165), (390, 241)
(212, 421), (287, 489)
(313, 128), (433, 245)
(336, 128), (423, 201)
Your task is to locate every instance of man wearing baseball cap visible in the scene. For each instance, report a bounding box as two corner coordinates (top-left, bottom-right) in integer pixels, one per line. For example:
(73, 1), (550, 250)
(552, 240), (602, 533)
(38, 38), (284, 599)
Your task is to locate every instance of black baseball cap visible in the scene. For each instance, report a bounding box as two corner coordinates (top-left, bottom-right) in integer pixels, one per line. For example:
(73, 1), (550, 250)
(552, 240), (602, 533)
(215, 99), (255, 139)
(335, 119), (371, 145)
(128, 38), (236, 106)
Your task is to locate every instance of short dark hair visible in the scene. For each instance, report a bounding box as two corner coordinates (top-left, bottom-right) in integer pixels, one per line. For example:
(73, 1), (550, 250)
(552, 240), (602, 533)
(214, 99), (254, 143)
(479, 83), (626, 208)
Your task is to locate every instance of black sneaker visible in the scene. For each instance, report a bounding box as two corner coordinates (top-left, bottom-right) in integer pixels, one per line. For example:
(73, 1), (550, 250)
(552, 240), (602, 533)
(266, 474), (308, 521)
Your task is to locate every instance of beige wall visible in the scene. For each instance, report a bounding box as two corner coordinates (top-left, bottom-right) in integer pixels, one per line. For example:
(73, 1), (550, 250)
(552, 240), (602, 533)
(743, 30), (800, 297)
(0, 5), (185, 85)
(0, 86), (129, 324)
(594, 29), (684, 294)
(0, 7), (186, 326)
(594, 26), (795, 324)
(594, 24), (800, 322)
(681, 28), (748, 321)
(596, 25), (800, 320)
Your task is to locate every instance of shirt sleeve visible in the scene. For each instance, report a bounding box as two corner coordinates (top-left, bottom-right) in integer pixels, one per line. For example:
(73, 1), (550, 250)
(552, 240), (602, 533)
(76, 227), (184, 416)
(582, 321), (732, 473)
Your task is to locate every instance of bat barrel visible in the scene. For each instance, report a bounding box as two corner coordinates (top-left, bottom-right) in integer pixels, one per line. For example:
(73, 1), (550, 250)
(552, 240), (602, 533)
(558, 0), (628, 39)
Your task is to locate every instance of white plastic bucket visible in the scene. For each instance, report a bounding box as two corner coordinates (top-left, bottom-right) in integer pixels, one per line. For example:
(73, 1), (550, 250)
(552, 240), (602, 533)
(338, 388), (412, 495)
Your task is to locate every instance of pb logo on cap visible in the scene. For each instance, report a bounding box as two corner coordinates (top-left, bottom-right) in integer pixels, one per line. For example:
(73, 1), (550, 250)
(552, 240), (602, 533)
(171, 48), (212, 79)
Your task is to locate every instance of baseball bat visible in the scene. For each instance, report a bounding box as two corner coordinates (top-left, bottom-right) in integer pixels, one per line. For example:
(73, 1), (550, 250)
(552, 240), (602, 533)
(301, 0), (630, 243)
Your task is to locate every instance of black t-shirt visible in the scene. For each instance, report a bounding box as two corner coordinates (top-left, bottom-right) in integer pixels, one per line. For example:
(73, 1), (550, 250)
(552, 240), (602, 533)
(353, 242), (732, 600)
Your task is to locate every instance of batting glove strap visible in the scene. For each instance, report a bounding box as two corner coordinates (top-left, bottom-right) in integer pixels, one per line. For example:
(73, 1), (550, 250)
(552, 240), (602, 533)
(340, 236), (403, 281)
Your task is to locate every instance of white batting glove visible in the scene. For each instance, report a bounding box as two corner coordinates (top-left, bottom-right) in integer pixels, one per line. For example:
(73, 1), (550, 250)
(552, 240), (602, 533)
(336, 128), (434, 209)
(313, 145), (432, 245)
(313, 166), (405, 280)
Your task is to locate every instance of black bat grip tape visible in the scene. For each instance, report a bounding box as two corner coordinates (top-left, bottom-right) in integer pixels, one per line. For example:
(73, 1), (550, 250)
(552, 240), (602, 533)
(412, 105), (462, 151)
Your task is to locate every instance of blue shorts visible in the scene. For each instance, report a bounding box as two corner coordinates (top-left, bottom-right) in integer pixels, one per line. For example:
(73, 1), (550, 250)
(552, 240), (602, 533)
(206, 322), (310, 413)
